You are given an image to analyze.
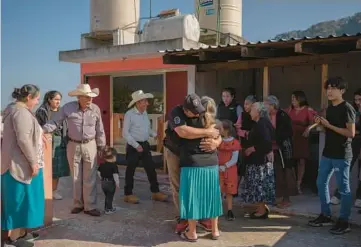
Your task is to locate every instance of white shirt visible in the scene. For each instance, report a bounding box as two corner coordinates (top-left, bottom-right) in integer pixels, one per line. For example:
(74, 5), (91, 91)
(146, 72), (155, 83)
(122, 107), (157, 148)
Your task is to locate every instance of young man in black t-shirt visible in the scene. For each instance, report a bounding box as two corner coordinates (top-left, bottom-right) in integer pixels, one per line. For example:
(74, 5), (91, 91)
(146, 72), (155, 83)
(308, 77), (356, 235)
(330, 88), (361, 208)
(164, 93), (221, 234)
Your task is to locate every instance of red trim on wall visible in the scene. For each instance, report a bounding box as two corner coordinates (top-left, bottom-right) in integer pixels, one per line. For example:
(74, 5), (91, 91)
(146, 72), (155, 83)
(81, 57), (187, 76)
(165, 71), (188, 119)
(86, 76), (111, 145)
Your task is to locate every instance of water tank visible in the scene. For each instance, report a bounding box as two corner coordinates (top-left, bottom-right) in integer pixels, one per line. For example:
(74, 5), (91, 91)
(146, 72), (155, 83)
(90, 0), (140, 44)
(142, 14), (200, 43)
(195, 0), (242, 38)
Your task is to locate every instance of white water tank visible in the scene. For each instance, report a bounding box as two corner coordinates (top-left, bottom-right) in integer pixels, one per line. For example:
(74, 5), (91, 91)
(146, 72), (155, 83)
(195, 0), (242, 38)
(90, 0), (140, 44)
(142, 14), (200, 43)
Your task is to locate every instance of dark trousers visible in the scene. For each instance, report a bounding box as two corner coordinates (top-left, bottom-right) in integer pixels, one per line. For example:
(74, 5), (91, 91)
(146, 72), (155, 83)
(334, 139), (361, 199)
(101, 180), (116, 210)
(124, 141), (160, 196)
(274, 150), (298, 198)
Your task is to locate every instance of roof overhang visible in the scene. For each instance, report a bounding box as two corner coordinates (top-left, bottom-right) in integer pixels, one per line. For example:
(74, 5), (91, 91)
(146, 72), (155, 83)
(160, 33), (361, 66)
(59, 38), (205, 64)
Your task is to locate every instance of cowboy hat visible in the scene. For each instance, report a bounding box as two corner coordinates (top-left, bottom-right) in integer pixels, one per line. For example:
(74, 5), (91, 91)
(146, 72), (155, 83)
(128, 90), (154, 108)
(68, 84), (99, 97)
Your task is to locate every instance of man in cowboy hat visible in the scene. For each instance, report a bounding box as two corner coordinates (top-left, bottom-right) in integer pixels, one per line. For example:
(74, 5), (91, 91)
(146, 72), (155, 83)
(122, 90), (168, 204)
(43, 84), (106, 217)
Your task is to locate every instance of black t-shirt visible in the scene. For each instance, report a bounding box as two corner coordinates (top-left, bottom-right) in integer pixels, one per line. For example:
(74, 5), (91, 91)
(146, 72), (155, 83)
(98, 162), (119, 179)
(323, 101), (356, 159)
(164, 105), (198, 155)
(179, 118), (218, 168)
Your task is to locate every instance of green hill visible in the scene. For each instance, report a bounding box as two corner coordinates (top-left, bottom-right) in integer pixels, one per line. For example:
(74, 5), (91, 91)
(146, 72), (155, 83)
(274, 12), (361, 40)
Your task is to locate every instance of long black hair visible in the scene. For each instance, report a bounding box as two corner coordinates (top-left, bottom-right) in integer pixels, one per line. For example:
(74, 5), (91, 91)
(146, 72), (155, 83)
(292, 90), (309, 108)
(354, 88), (361, 112)
(42, 90), (62, 106)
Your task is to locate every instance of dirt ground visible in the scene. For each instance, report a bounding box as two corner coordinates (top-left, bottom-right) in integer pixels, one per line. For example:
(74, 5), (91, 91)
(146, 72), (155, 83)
(34, 177), (361, 247)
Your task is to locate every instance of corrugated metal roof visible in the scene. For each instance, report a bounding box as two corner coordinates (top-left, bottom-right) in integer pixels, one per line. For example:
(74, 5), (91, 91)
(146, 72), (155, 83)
(159, 33), (361, 53)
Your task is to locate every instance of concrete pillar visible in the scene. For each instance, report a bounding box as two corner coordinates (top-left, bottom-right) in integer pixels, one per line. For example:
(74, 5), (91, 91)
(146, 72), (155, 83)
(43, 134), (53, 226)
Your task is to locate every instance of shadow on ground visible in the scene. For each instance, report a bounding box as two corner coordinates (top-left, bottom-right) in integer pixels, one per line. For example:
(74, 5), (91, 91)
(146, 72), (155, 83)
(35, 177), (361, 247)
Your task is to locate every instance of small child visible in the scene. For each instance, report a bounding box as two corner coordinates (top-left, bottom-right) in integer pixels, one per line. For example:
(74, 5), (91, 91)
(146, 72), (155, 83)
(218, 120), (241, 221)
(98, 146), (120, 215)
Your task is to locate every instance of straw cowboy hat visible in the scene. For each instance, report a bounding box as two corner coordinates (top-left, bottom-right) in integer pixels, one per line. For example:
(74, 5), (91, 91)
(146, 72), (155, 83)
(128, 90), (154, 108)
(68, 84), (99, 97)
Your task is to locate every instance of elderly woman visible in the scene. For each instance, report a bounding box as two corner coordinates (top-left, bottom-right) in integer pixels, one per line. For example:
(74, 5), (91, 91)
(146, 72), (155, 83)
(1, 85), (44, 247)
(179, 96), (222, 242)
(265, 95), (297, 208)
(234, 95), (257, 187)
(36, 91), (69, 200)
(241, 102), (275, 219)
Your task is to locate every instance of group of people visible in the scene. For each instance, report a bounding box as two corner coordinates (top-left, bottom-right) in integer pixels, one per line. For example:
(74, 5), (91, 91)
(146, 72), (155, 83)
(163, 77), (360, 241)
(0, 84), (167, 247)
(1, 75), (360, 246)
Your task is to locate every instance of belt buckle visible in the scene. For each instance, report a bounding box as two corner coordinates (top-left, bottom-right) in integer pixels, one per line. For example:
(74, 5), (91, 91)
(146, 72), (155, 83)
(81, 139), (89, 144)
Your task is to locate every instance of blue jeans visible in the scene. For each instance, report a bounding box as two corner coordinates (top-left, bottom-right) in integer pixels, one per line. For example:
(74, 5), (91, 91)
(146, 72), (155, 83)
(317, 156), (352, 220)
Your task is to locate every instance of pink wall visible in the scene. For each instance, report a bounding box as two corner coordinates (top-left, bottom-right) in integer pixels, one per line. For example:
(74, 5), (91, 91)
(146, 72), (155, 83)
(165, 71), (188, 119)
(87, 75), (111, 145)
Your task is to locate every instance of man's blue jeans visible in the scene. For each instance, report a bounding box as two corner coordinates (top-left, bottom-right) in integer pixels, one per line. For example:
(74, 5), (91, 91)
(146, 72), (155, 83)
(317, 156), (352, 220)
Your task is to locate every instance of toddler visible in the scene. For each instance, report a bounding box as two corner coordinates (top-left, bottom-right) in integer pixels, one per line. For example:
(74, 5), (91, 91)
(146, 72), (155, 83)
(98, 146), (120, 215)
(218, 120), (241, 221)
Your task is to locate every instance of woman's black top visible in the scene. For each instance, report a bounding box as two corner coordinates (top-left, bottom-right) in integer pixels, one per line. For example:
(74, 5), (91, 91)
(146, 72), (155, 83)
(240, 111), (255, 148)
(179, 118), (218, 168)
(275, 109), (293, 160)
(275, 109), (293, 146)
(244, 117), (274, 165)
(217, 100), (240, 123)
(35, 104), (64, 137)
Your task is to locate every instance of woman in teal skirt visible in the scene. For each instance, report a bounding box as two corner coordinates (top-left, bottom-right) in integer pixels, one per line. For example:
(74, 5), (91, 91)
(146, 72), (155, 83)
(1, 85), (45, 247)
(179, 95), (222, 242)
(36, 90), (70, 200)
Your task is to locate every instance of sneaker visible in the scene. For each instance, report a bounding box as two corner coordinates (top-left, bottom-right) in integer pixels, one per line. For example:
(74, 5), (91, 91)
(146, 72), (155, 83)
(198, 219), (212, 232)
(330, 196), (340, 205)
(329, 219), (351, 235)
(354, 199), (361, 208)
(308, 214), (333, 227)
(3, 239), (34, 247)
(226, 210), (236, 221)
(105, 208), (117, 215)
(175, 217), (188, 234)
(124, 195), (140, 204)
(53, 191), (63, 200)
(151, 192), (168, 202)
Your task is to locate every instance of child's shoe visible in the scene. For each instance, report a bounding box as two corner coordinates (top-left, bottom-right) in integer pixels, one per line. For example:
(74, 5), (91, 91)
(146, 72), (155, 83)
(226, 210), (236, 221)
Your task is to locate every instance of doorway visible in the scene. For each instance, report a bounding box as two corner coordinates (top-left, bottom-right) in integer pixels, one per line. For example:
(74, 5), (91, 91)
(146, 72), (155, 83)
(112, 73), (165, 169)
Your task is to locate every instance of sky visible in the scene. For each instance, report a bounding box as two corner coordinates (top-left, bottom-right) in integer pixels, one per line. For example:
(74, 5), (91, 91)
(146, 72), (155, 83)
(2, 0), (361, 108)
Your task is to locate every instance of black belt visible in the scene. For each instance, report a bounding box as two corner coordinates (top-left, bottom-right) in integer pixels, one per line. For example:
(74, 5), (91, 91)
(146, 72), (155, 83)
(68, 137), (95, 144)
(101, 178), (114, 182)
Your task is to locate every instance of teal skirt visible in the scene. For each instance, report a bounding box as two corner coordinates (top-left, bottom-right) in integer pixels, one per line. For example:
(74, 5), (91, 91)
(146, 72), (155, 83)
(52, 135), (70, 179)
(179, 166), (223, 220)
(1, 169), (45, 230)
